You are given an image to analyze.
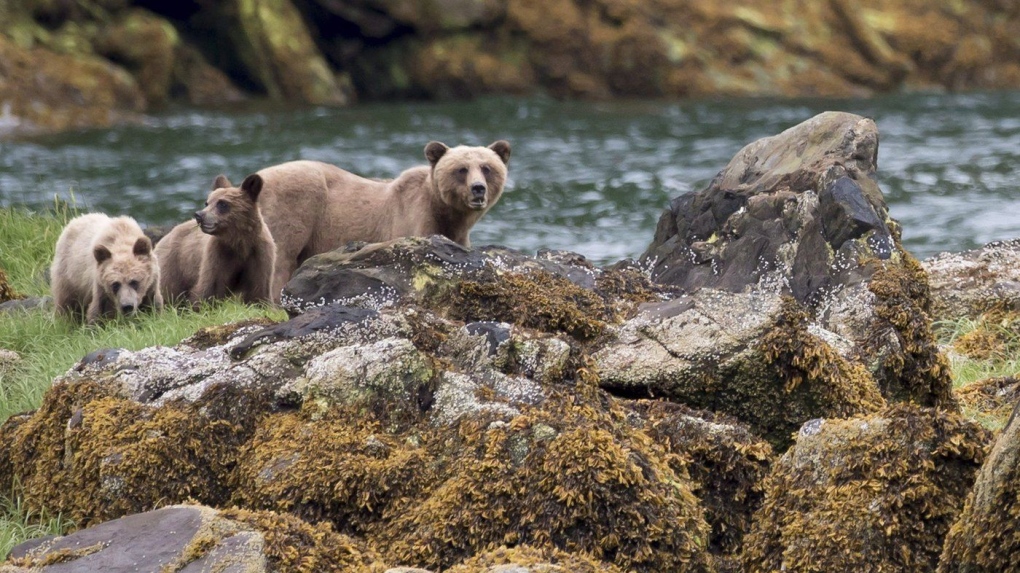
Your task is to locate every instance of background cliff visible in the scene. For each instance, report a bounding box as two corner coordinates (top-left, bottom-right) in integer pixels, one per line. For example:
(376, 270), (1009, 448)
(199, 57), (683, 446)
(2, 0), (1020, 135)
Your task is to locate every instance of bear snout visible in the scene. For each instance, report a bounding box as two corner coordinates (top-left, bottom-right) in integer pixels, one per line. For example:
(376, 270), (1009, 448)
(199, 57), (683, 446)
(121, 303), (137, 314)
(194, 211), (204, 224)
(470, 183), (487, 198)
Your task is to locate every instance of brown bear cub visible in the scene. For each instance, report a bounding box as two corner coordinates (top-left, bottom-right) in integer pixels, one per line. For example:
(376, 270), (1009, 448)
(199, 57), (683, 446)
(155, 174), (276, 307)
(253, 140), (511, 298)
(51, 213), (163, 324)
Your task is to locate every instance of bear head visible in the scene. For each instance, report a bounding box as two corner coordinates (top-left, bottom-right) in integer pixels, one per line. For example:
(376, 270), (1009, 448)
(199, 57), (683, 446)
(426, 140), (511, 213)
(194, 173), (264, 237)
(93, 236), (155, 315)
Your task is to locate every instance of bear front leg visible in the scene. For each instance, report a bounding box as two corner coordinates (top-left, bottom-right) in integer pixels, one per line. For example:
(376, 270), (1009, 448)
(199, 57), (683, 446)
(85, 285), (107, 324)
(244, 247), (277, 305)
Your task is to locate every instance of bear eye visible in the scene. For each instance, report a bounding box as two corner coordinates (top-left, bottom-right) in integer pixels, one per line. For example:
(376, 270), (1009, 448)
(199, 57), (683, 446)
(458, 167), (468, 176)
(111, 282), (121, 294)
(129, 280), (140, 290)
(216, 200), (230, 214)
(481, 165), (491, 176)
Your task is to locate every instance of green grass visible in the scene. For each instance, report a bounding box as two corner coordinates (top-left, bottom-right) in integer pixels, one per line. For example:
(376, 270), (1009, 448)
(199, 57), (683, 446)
(936, 316), (1020, 389)
(0, 487), (73, 561)
(0, 207), (286, 423)
(0, 203), (71, 296)
(0, 206), (286, 556)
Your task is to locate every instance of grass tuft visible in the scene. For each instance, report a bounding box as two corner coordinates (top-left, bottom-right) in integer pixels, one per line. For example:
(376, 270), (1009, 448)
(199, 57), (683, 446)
(0, 488), (73, 561)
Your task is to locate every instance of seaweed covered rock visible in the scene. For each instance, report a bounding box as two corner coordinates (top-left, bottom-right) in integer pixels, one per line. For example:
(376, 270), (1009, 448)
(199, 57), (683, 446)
(939, 402), (1020, 571)
(954, 376), (1020, 432)
(1, 297), (717, 570)
(443, 545), (625, 572)
(0, 379), (256, 526)
(594, 291), (886, 447)
(626, 401), (773, 557)
(1, 504), (387, 572)
(741, 405), (992, 573)
(924, 239), (1020, 322)
(640, 111), (954, 409)
(282, 236), (670, 341)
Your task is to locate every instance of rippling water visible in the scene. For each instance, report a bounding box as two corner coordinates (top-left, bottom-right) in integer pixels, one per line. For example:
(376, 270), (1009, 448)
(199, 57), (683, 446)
(2, 92), (1019, 265)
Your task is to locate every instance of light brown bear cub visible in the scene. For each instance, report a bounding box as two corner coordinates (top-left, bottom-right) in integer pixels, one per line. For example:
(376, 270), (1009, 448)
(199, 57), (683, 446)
(255, 140), (511, 298)
(51, 213), (163, 324)
(155, 174), (276, 307)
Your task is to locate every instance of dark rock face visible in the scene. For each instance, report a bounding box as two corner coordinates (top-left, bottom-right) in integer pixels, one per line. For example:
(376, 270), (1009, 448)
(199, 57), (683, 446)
(742, 405), (991, 573)
(635, 111), (954, 411)
(938, 403), (1020, 572)
(642, 111), (890, 303)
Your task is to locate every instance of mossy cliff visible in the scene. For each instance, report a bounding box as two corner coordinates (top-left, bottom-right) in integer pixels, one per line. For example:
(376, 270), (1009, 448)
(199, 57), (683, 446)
(4, 0), (1020, 135)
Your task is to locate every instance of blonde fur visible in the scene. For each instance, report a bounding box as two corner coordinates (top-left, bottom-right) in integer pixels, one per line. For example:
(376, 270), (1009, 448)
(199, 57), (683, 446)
(51, 213), (163, 324)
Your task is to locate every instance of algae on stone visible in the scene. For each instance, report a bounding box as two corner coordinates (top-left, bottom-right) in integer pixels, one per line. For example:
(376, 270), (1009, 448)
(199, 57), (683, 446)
(741, 405), (991, 573)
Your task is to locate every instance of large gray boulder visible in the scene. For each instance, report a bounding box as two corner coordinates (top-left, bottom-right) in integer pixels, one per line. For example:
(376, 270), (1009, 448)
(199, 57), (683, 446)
(634, 111), (954, 411)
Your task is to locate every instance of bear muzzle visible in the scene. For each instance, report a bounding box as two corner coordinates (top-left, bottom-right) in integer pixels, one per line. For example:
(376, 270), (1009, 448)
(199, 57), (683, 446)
(194, 211), (218, 235)
(469, 183), (487, 209)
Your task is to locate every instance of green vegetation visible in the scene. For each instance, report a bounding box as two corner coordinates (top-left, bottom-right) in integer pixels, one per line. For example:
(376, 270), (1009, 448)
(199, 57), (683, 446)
(935, 314), (1020, 431)
(0, 487), (72, 561)
(0, 207), (284, 557)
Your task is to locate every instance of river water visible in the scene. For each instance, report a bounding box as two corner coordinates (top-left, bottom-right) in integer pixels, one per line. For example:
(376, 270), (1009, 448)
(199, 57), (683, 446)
(2, 92), (1018, 265)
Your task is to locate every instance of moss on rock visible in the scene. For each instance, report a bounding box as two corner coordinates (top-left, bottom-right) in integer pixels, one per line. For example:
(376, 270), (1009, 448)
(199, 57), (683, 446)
(938, 402), (1020, 571)
(230, 408), (434, 537)
(867, 252), (956, 407)
(628, 400), (773, 556)
(379, 388), (713, 572)
(741, 404), (991, 573)
(219, 507), (387, 572)
(436, 270), (615, 341)
(443, 544), (624, 572)
(2, 380), (257, 526)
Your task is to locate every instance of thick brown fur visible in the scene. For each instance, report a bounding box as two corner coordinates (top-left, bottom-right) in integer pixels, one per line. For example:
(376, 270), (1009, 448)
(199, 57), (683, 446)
(51, 213), (163, 324)
(253, 140), (511, 297)
(155, 174), (277, 307)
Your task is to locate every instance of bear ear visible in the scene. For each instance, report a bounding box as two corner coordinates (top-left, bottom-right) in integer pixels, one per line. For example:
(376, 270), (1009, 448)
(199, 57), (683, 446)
(133, 236), (152, 257)
(213, 175), (232, 190)
(240, 174), (264, 202)
(425, 141), (449, 166)
(488, 140), (511, 165)
(93, 245), (112, 264)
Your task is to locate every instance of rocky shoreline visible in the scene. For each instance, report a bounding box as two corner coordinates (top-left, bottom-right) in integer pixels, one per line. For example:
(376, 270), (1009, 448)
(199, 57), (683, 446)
(2, 111), (1019, 571)
(3, 0), (1020, 136)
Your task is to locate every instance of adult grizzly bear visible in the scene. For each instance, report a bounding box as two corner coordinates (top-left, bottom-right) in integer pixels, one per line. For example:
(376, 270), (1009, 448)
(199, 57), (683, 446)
(252, 140), (511, 298)
(155, 174), (276, 307)
(51, 213), (163, 324)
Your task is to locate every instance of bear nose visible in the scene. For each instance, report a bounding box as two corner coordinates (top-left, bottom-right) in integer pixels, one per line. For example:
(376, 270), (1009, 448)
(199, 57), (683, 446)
(121, 304), (136, 314)
(471, 183), (486, 198)
(194, 211), (204, 224)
